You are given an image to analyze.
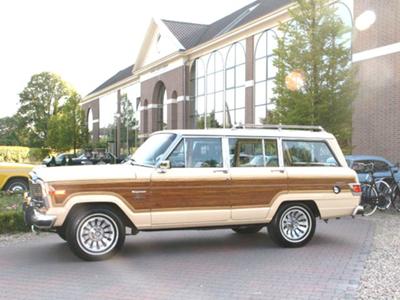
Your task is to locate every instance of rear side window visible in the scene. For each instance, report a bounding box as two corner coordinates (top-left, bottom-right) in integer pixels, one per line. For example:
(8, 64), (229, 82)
(229, 138), (278, 167)
(283, 140), (339, 167)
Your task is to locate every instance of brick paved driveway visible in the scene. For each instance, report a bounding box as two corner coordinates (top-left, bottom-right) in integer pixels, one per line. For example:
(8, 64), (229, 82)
(0, 218), (373, 300)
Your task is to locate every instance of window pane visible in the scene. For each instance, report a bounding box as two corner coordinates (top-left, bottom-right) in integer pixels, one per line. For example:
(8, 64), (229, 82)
(255, 105), (267, 125)
(206, 94), (215, 113)
(226, 47), (235, 68)
(226, 68), (235, 89)
(225, 89), (234, 111)
(214, 112), (223, 128)
(236, 64), (245, 87)
(255, 32), (267, 59)
(264, 139), (279, 167)
(215, 91), (224, 112)
(207, 54), (215, 74)
(168, 140), (185, 168)
(283, 140), (339, 167)
(236, 42), (246, 65)
(196, 96), (205, 115)
(235, 108), (245, 125)
(229, 139), (263, 167)
(255, 82), (266, 106)
(207, 73), (215, 93)
(236, 87), (245, 109)
(266, 79), (276, 103)
(186, 138), (223, 168)
(215, 71), (224, 92)
(215, 52), (224, 71)
(255, 58), (267, 82)
(197, 78), (204, 95)
(267, 30), (278, 56)
(267, 56), (277, 78)
(196, 60), (205, 77)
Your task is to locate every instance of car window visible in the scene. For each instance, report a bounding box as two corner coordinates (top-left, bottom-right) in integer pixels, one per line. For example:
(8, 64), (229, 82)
(229, 139), (263, 167)
(283, 140), (339, 167)
(373, 160), (389, 172)
(229, 138), (278, 167)
(168, 137), (223, 168)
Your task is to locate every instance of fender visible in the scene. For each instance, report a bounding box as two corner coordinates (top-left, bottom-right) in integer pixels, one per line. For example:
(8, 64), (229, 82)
(47, 192), (151, 228)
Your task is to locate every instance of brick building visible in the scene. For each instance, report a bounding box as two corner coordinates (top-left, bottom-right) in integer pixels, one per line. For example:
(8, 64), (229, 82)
(81, 0), (400, 162)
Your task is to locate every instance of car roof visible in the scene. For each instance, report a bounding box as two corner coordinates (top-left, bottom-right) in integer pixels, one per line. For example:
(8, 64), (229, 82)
(156, 129), (335, 139)
(345, 155), (393, 164)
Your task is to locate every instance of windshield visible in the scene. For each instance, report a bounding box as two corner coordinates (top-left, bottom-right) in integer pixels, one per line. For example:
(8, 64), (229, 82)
(132, 133), (176, 166)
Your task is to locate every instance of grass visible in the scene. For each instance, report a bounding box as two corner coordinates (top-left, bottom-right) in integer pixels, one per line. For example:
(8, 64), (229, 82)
(0, 192), (29, 234)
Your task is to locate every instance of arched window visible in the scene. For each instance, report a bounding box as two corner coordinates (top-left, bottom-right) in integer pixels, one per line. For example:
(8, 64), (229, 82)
(153, 81), (167, 130)
(142, 100), (148, 134)
(225, 41), (246, 127)
(205, 51), (224, 128)
(193, 58), (206, 128)
(335, 0), (353, 49)
(254, 29), (278, 125)
(87, 108), (93, 135)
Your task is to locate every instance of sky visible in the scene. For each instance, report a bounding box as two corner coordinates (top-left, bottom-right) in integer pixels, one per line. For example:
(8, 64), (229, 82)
(0, 0), (254, 118)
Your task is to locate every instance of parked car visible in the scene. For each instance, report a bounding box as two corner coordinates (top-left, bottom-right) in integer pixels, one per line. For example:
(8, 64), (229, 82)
(71, 152), (123, 165)
(42, 153), (77, 167)
(0, 162), (34, 193)
(24, 126), (363, 261)
(345, 155), (400, 183)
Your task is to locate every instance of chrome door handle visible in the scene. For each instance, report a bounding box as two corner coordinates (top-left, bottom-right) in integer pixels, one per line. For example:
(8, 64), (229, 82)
(213, 169), (228, 174)
(270, 169), (285, 173)
(131, 190), (147, 194)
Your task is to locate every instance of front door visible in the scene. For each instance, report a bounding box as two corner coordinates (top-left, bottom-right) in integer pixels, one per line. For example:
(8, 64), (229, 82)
(228, 137), (287, 220)
(150, 137), (230, 226)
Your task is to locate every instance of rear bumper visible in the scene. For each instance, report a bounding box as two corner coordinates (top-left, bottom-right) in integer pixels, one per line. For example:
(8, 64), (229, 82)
(352, 205), (364, 217)
(23, 202), (56, 229)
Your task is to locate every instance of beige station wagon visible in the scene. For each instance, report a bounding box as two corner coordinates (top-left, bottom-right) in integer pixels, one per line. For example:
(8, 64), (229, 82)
(23, 125), (363, 260)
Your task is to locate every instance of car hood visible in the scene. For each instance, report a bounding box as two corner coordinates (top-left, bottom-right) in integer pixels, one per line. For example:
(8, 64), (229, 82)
(31, 164), (150, 183)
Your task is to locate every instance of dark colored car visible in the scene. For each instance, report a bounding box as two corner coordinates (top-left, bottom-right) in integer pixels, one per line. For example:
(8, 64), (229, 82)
(71, 152), (123, 165)
(345, 155), (400, 183)
(42, 153), (76, 167)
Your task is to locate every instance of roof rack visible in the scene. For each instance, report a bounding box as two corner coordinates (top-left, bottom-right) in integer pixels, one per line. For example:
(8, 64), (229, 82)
(232, 123), (325, 132)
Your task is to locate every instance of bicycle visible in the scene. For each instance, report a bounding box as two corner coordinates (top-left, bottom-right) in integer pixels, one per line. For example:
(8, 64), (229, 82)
(357, 162), (392, 216)
(377, 165), (400, 212)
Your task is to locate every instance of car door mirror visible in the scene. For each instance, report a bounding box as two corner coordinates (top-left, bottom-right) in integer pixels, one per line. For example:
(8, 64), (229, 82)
(159, 160), (171, 170)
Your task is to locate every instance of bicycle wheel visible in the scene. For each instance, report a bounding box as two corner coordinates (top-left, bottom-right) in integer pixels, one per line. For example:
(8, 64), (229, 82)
(375, 179), (392, 210)
(392, 185), (400, 212)
(361, 184), (378, 216)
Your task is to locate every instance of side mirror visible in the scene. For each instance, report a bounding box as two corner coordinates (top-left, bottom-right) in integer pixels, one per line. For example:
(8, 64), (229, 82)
(159, 160), (171, 170)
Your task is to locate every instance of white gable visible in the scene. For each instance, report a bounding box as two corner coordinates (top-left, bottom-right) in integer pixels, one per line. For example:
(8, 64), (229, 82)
(135, 18), (185, 70)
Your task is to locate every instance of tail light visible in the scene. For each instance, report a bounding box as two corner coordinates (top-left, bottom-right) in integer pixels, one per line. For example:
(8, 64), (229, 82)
(349, 183), (362, 194)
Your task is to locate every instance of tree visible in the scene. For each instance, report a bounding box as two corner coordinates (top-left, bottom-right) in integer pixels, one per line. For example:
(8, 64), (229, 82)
(47, 92), (88, 153)
(271, 0), (357, 148)
(17, 72), (71, 147)
(120, 94), (138, 153)
(0, 116), (22, 146)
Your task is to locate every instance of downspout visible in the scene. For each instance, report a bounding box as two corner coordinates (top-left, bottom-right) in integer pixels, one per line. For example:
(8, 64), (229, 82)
(183, 58), (188, 129)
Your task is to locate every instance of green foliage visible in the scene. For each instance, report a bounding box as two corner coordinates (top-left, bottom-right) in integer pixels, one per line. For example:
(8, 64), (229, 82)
(17, 72), (74, 147)
(0, 146), (50, 163)
(120, 94), (139, 152)
(0, 117), (23, 146)
(196, 111), (223, 129)
(271, 0), (358, 148)
(0, 193), (28, 234)
(47, 91), (88, 153)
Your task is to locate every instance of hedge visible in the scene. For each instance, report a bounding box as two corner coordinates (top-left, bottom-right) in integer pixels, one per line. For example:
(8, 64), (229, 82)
(0, 146), (51, 163)
(0, 193), (29, 234)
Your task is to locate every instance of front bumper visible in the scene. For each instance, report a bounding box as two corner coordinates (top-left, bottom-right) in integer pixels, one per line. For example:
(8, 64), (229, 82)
(352, 205), (364, 217)
(23, 201), (56, 229)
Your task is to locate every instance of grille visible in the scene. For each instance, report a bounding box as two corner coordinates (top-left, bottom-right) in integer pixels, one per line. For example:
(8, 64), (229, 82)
(29, 181), (43, 199)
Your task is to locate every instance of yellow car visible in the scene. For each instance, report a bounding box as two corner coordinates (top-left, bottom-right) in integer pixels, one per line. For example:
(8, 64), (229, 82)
(0, 162), (34, 193)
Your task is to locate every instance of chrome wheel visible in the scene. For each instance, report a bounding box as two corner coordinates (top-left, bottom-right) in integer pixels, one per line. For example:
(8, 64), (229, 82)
(279, 206), (311, 243)
(76, 213), (119, 256)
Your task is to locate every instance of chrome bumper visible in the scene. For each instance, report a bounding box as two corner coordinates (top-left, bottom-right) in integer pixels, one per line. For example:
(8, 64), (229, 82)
(352, 205), (364, 217)
(23, 201), (56, 229)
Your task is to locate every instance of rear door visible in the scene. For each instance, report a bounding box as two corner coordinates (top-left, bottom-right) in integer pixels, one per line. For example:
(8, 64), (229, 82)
(228, 137), (287, 221)
(150, 136), (231, 226)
